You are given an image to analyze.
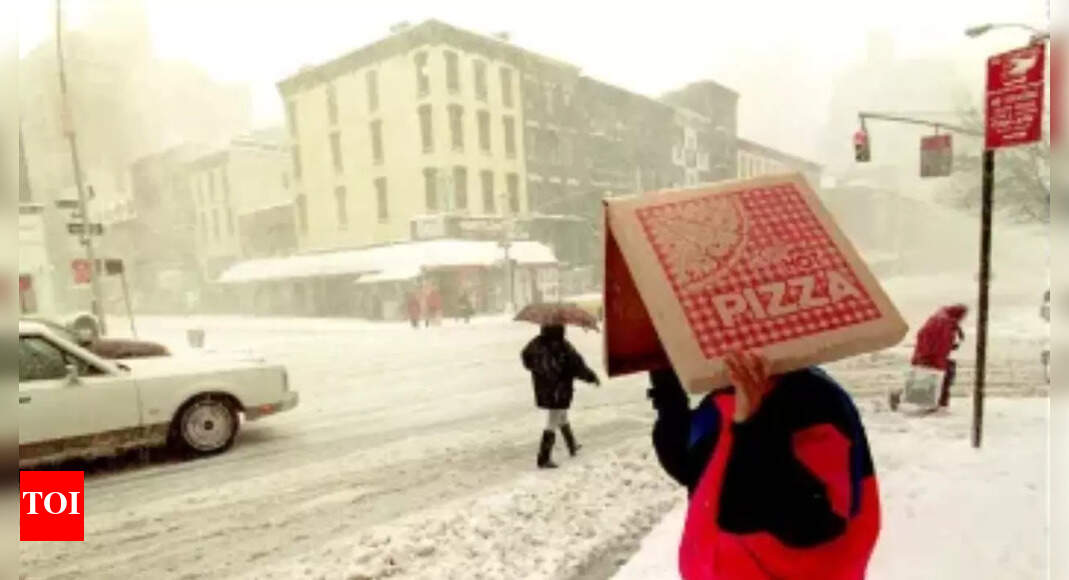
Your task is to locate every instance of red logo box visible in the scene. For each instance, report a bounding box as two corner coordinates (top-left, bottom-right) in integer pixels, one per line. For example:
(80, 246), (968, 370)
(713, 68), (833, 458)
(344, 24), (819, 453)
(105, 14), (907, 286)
(20, 471), (84, 541)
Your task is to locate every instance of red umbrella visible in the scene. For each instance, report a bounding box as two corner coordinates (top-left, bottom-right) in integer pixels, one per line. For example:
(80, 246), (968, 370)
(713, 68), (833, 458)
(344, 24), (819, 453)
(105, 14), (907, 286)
(514, 302), (599, 332)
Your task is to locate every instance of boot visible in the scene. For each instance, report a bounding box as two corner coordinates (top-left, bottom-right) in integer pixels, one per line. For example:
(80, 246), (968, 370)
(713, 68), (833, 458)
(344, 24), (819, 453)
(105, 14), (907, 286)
(537, 430), (558, 469)
(560, 423), (582, 456)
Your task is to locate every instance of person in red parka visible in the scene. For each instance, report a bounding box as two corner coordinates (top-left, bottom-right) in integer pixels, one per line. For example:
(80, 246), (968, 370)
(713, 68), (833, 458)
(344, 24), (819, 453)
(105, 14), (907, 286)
(648, 351), (880, 579)
(426, 285), (443, 326)
(911, 304), (968, 408)
(405, 290), (421, 329)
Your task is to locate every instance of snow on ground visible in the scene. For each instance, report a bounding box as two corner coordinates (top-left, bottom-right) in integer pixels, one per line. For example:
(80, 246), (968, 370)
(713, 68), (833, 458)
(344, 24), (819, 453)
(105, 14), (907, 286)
(614, 398), (1048, 580)
(232, 440), (678, 580)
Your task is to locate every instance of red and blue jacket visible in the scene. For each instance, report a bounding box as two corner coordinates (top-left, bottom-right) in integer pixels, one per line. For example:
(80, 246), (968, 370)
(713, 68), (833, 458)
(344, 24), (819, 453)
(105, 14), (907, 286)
(648, 366), (880, 579)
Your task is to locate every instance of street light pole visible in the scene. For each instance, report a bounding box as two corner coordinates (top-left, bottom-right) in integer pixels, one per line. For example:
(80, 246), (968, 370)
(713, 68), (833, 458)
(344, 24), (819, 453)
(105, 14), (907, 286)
(962, 23), (1047, 447)
(964, 22), (1050, 45)
(973, 148), (995, 448)
(56, 0), (107, 335)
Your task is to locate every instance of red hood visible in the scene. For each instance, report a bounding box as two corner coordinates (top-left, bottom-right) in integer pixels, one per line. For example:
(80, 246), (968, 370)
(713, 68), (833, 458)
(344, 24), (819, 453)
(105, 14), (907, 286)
(941, 304), (968, 321)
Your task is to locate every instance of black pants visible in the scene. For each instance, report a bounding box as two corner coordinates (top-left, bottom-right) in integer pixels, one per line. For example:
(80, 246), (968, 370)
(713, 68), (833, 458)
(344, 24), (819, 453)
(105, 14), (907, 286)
(939, 360), (957, 407)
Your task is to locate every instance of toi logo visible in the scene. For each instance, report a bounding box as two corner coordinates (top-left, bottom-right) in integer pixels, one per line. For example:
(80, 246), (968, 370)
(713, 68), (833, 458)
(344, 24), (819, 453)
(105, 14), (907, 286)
(20, 471), (84, 541)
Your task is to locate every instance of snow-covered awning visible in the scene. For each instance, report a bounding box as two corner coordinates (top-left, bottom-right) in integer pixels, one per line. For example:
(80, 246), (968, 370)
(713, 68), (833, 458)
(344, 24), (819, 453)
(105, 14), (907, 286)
(217, 239), (557, 284)
(354, 267), (421, 285)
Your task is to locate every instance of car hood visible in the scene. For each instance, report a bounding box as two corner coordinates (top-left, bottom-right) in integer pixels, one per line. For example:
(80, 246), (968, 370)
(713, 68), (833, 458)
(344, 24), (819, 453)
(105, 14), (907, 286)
(116, 351), (281, 378)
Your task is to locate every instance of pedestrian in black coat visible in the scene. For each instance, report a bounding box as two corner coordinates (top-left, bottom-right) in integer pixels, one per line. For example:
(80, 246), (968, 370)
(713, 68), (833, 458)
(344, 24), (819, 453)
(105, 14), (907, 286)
(521, 324), (599, 468)
(457, 292), (474, 323)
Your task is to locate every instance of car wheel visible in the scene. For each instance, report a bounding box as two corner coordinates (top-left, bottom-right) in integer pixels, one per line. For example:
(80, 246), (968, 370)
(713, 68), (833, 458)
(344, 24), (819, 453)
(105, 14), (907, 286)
(173, 396), (238, 456)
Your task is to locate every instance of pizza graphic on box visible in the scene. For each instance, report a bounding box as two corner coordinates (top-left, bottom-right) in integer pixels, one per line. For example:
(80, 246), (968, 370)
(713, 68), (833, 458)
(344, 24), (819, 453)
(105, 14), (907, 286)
(604, 173), (907, 393)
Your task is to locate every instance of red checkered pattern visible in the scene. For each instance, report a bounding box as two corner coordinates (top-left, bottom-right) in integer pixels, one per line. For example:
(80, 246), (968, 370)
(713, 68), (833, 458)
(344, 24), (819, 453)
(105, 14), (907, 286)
(636, 184), (881, 358)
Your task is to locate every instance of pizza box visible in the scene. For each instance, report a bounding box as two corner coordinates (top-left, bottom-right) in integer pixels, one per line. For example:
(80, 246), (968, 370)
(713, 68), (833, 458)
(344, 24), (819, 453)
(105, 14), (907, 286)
(604, 172), (908, 393)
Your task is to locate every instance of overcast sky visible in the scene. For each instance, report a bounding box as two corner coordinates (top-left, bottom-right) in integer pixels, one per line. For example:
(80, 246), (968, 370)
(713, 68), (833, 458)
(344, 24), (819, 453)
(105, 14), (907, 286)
(19, 0), (1049, 163)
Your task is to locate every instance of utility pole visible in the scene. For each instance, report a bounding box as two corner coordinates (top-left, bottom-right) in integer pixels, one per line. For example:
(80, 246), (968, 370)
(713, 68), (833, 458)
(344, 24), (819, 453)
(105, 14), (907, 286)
(57, 0), (107, 335)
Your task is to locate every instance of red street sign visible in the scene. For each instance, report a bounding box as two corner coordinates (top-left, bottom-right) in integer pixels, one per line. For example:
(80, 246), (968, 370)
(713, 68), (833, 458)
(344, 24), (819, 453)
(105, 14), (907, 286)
(71, 259), (91, 285)
(985, 43), (1047, 149)
(920, 134), (953, 177)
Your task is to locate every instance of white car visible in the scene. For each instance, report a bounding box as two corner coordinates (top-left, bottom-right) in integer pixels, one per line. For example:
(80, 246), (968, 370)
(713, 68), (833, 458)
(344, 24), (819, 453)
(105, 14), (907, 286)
(18, 320), (298, 467)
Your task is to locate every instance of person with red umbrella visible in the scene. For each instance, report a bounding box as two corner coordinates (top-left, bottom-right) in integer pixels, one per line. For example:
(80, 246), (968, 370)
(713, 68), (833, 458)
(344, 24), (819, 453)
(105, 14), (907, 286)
(521, 324), (600, 469)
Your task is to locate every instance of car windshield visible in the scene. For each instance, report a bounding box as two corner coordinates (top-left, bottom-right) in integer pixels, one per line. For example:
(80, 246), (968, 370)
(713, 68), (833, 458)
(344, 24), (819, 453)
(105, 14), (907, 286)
(24, 318), (77, 342)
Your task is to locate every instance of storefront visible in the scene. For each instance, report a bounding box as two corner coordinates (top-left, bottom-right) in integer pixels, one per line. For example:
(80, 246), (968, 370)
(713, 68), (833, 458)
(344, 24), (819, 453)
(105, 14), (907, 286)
(216, 239), (559, 320)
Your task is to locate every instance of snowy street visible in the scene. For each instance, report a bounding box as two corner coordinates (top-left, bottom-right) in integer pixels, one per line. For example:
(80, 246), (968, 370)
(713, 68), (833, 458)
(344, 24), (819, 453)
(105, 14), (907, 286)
(20, 315), (668, 579)
(19, 290), (1048, 580)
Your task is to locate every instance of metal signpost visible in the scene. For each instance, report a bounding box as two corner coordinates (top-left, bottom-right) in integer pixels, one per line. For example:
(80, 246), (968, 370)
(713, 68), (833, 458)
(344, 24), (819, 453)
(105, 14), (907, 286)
(973, 41), (1047, 448)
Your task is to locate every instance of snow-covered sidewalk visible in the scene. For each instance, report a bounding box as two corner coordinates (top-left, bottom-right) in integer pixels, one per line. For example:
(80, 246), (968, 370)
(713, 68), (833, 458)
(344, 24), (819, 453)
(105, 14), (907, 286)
(614, 397), (1048, 580)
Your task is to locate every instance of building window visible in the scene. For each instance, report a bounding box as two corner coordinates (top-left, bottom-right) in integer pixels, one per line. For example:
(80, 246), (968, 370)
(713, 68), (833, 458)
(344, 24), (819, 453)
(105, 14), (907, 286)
(419, 105), (433, 153)
(500, 67), (513, 108)
(227, 207), (235, 236)
(452, 166), (468, 210)
(212, 209), (220, 240)
(546, 131), (560, 164)
(296, 194), (308, 234)
(474, 60), (487, 101)
(375, 177), (388, 222)
(199, 212), (207, 238)
(562, 134), (574, 165)
(286, 101), (298, 137)
(444, 50), (459, 93)
(481, 170), (495, 214)
(334, 186), (348, 230)
(326, 83), (338, 126)
(330, 131), (343, 173)
(207, 171), (216, 201)
(423, 167), (438, 211)
(366, 69), (379, 112)
(221, 167), (230, 201)
(370, 120), (384, 164)
(523, 77), (538, 112)
(503, 116), (516, 158)
(414, 51), (430, 97)
(477, 110), (491, 153)
(292, 145), (302, 179)
(507, 173), (520, 213)
(448, 105), (464, 151)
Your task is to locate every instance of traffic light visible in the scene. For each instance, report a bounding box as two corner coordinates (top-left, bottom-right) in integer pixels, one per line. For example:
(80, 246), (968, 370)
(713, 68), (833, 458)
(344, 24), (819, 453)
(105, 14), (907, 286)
(853, 129), (871, 162)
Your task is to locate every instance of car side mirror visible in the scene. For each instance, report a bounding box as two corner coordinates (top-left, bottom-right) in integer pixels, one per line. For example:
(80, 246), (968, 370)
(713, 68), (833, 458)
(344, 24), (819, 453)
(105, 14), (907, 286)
(65, 363), (80, 385)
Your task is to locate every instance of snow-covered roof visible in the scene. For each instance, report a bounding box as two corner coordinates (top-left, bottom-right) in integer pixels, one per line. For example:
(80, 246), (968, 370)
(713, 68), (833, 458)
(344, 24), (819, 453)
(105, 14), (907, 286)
(354, 267), (421, 285)
(217, 239), (557, 284)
